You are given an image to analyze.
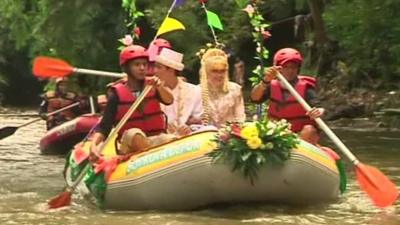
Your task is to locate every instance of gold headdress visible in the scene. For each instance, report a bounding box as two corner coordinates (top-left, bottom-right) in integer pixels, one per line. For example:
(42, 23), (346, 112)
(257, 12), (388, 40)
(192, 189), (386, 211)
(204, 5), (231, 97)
(199, 48), (229, 92)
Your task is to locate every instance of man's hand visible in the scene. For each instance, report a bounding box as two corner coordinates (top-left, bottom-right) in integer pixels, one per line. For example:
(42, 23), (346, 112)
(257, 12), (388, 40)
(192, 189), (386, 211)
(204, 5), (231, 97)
(78, 98), (89, 109)
(39, 113), (48, 120)
(307, 107), (325, 120)
(89, 143), (103, 163)
(167, 124), (191, 136)
(176, 125), (191, 136)
(262, 66), (281, 83)
(145, 76), (163, 87)
(187, 116), (202, 125)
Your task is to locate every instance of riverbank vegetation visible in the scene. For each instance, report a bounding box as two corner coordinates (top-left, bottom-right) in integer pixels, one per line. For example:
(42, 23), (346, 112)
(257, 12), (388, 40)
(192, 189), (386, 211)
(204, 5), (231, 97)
(0, 0), (399, 118)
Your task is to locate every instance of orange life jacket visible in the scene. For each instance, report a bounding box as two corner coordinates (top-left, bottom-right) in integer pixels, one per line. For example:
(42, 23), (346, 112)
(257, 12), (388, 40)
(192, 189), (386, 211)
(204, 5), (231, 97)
(46, 91), (77, 120)
(268, 76), (317, 132)
(112, 83), (167, 137)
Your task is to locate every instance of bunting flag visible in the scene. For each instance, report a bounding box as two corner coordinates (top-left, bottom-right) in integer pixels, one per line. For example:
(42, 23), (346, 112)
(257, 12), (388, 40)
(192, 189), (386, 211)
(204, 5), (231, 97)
(156, 17), (186, 36)
(147, 41), (160, 62)
(206, 10), (224, 31)
(173, 0), (186, 8)
(235, 0), (248, 9)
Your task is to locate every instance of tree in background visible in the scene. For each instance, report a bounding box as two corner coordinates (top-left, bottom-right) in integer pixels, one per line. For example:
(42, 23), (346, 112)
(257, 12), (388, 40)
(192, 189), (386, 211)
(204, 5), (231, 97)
(2, 0), (399, 106)
(324, 0), (400, 89)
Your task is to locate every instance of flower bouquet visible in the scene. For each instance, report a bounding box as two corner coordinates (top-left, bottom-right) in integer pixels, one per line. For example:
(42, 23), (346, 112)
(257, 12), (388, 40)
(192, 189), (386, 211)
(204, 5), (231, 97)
(208, 118), (299, 183)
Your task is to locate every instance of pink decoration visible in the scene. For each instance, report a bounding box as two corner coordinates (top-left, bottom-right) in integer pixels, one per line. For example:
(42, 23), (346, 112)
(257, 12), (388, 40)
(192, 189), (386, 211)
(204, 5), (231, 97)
(243, 4), (255, 17)
(133, 27), (141, 37)
(121, 35), (133, 46)
(262, 30), (272, 40)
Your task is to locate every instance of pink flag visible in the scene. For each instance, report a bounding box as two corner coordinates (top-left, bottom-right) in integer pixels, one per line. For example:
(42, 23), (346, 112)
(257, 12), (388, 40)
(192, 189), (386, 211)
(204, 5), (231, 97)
(147, 41), (160, 62)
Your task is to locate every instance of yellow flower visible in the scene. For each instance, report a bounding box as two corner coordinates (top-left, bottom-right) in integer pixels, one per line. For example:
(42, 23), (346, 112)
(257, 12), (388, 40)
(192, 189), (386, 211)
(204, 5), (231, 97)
(247, 137), (262, 150)
(240, 123), (259, 140)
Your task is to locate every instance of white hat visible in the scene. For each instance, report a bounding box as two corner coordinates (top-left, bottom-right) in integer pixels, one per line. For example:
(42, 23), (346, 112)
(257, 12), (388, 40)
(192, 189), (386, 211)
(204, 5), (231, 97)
(155, 48), (184, 71)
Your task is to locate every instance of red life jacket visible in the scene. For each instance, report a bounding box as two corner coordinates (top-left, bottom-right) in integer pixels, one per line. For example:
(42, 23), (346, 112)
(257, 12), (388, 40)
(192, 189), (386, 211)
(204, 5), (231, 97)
(268, 76), (317, 132)
(112, 83), (166, 137)
(46, 91), (77, 120)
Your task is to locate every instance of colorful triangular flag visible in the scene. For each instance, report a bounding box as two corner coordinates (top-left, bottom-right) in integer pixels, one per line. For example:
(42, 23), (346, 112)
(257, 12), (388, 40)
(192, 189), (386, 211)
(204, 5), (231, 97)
(147, 41), (160, 62)
(206, 10), (224, 31)
(173, 0), (186, 8)
(156, 17), (186, 36)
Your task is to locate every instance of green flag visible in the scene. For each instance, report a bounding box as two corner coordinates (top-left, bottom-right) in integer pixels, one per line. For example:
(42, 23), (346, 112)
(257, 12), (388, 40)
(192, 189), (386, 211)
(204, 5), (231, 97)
(206, 10), (223, 31)
(235, 0), (248, 9)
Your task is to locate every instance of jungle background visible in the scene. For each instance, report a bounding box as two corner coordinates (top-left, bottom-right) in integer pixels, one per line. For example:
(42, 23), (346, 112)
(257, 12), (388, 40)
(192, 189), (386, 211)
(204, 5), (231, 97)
(0, 0), (399, 124)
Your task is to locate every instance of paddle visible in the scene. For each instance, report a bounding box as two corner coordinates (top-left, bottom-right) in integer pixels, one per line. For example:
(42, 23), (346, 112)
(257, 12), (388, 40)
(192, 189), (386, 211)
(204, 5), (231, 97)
(0, 102), (80, 140)
(276, 72), (399, 208)
(48, 85), (152, 209)
(33, 56), (124, 79)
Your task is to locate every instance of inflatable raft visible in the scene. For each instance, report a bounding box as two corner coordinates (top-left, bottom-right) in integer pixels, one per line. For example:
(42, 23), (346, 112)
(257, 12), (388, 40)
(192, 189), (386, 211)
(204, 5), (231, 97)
(65, 130), (343, 211)
(40, 114), (100, 155)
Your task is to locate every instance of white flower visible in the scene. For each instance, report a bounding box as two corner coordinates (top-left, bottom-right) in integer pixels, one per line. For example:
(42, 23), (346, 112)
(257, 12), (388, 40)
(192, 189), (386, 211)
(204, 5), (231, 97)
(121, 35), (133, 46)
(267, 122), (276, 130)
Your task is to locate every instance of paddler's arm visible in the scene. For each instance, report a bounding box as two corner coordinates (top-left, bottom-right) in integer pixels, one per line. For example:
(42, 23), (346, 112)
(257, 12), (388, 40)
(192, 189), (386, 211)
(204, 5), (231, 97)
(250, 66), (278, 103)
(149, 76), (173, 105)
(305, 87), (325, 119)
(90, 91), (118, 160)
(250, 81), (270, 103)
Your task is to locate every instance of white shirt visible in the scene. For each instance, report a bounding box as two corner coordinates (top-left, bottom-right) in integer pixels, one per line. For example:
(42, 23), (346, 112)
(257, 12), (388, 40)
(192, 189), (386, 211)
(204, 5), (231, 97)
(161, 78), (204, 127)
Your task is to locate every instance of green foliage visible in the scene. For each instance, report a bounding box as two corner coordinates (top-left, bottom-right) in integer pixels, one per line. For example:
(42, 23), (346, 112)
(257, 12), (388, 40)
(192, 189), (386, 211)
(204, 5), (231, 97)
(208, 119), (299, 184)
(2, 0), (398, 105)
(324, 0), (400, 87)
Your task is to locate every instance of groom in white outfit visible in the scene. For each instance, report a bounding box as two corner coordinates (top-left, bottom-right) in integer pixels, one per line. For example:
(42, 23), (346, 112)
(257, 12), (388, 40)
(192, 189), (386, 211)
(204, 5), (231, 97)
(154, 48), (204, 136)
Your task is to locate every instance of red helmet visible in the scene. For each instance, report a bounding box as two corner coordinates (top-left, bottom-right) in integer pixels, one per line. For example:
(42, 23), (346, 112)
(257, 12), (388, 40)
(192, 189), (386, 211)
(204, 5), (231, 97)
(273, 48), (303, 66)
(119, 45), (148, 66)
(152, 38), (172, 49)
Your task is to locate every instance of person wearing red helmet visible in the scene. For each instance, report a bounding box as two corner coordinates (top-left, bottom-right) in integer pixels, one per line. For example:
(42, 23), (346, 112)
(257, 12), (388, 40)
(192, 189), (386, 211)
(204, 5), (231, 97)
(90, 45), (173, 158)
(250, 47), (325, 144)
(39, 77), (82, 130)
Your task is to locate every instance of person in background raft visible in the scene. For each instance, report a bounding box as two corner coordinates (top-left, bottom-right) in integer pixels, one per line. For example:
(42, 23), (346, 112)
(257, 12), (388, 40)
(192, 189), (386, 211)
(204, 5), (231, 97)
(96, 94), (107, 113)
(199, 48), (246, 128)
(90, 45), (174, 159)
(233, 57), (245, 87)
(250, 47), (325, 144)
(154, 48), (204, 136)
(39, 77), (85, 130)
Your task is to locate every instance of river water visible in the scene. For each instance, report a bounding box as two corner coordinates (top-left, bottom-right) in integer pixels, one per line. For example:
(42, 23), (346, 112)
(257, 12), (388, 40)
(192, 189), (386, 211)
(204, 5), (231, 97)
(0, 109), (399, 225)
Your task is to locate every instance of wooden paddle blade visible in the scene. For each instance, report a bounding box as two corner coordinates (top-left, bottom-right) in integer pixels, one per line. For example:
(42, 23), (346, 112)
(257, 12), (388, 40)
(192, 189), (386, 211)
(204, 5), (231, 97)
(33, 56), (74, 78)
(48, 191), (72, 209)
(0, 126), (18, 140)
(356, 163), (399, 208)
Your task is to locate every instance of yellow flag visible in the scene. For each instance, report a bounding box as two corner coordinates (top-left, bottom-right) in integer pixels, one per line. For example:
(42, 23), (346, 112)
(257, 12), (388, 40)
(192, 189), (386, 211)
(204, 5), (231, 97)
(156, 17), (186, 36)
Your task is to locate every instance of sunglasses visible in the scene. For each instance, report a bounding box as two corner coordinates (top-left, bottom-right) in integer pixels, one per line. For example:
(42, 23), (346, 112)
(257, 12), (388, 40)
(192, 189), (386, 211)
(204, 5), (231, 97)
(210, 69), (227, 73)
